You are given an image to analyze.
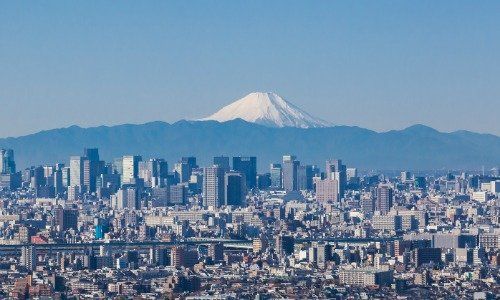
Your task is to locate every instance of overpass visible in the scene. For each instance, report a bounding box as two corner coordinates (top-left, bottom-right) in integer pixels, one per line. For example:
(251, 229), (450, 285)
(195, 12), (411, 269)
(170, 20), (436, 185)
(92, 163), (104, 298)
(0, 236), (400, 254)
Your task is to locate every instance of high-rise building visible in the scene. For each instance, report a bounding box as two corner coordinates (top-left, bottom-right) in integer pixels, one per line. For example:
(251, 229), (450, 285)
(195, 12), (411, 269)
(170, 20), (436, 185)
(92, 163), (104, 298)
(316, 178), (339, 202)
(174, 162), (190, 183)
(170, 184), (187, 205)
(347, 168), (358, 181)
(0, 148), (16, 174)
(270, 163), (282, 189)
(325, 159), (347, 198)
(139, 158), (168, 187)
(224, 171), (246, 206)
(203, 166), (225, 208)
(54, 206), (79, 231)
(282, 155), (299, 191)
(122, 155), (142, 184)
(376, 185), (394, 214)
(70, 156), (84, 188)
(232, 156), (257, 189)
(82, 148), (102, 193)
(213, 156), (230, 172)
(21, 245), (37, 271)
(297, 165), (314, 190)
(114, 187), (139, 210)
(208, 243), (224, 263)
(181, 157), (198, 178)
(275, 234), (294, 256)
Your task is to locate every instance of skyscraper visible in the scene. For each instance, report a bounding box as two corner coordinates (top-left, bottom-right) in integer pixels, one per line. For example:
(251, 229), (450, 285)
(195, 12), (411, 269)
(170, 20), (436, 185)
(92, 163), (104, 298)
(83, 148), (101, 193)
(282, 155), (299, 191)
(203, 166), (225, 208)
(376, 184), (393, 214)
(213, 156), (230, 172)
(181, 156), (198, 178)
(325, 159), (347, 199)
(232, 156), (257, 189)
(122, 155), (142, 184)
(54, 206), (79, 231)
(174, 162), (190, 183)
(270, 163), (282, 189)
(224, 171), (246, 206)
(0, 148), (15, 174)
(297, 165), (314, 190)
(69, 156), (84, 188)
(115, 187), (139, 210)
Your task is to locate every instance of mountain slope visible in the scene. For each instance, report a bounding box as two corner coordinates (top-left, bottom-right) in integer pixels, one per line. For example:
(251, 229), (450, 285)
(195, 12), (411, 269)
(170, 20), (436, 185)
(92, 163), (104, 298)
(201, 92), (331, 128)
(0, 120), (498, 171)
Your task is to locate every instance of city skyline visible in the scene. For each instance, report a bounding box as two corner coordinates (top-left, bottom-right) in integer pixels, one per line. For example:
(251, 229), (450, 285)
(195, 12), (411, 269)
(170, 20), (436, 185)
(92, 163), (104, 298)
(2, 1), (500, 137)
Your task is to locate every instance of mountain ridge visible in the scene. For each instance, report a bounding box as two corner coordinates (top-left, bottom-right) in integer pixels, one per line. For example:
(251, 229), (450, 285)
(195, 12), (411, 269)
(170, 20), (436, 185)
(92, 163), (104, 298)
(0, 119), (498, 171)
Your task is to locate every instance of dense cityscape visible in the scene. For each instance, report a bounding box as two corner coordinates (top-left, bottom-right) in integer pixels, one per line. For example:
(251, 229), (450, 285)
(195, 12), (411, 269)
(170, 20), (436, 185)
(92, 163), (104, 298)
(0, 147), (498, 299)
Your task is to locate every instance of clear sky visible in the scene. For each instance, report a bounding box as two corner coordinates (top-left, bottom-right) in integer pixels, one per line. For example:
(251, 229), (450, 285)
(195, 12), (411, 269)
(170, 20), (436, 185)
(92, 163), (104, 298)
(1, 1), (499, 137)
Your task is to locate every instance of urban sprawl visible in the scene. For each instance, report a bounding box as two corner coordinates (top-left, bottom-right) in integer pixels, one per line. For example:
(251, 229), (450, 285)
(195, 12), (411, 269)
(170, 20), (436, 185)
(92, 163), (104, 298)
(0, 148), (499, 299)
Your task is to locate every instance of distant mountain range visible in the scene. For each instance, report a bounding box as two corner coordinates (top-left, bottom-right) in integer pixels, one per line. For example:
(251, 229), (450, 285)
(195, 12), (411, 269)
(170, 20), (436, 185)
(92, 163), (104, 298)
(0, 119), (498, 171)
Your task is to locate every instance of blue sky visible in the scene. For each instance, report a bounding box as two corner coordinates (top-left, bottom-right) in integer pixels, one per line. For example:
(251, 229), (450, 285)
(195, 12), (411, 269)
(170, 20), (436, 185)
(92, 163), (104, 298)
(1, 1), (499, 137)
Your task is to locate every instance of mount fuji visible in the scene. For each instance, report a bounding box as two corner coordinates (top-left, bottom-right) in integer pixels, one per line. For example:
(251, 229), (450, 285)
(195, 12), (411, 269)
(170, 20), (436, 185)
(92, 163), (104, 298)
(201, 92), (332, 128)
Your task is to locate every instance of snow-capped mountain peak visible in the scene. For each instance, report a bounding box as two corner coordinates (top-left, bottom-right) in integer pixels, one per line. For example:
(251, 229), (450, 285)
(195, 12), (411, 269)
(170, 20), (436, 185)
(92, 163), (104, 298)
(201, 92), (332, 128)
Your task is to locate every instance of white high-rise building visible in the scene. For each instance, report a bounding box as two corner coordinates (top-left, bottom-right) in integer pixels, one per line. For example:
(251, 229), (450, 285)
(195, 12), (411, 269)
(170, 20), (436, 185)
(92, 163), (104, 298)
(69, 156), (84, 187)
(122, 155), (142, 184)
(203, 166), (225, 208)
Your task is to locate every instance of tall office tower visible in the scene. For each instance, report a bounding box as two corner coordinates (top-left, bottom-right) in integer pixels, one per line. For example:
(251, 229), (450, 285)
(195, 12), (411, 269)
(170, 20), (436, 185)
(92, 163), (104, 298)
(53, 169), (64, 195)
(376, 184), (393, 214)
(21, 245), (37, 271)
(84, 148), (99, 161)
(203, 166), (225, 208)
(282, 155), (299, 191)
(0, 148), (16, 174)
(401, 171), (412, 182)
(224, 171), (246, 207)
(346, 168), (358, 181)
(54, 206), (79, 231)
(139, 158), (168, 187)
(122, 155), (142, 184)
(232, 156), (257, 189)
(275, 234), (295, 256)
(82, 148), (101, 193)
(43, 166), (55, 186)
(30, 166), (45, 188)
(257, 173), (271, 190)
(213, 156), (230, 172)
(115, 187), (138, 210)
(61, 167), (71, 187)
(181, 156), (198, 178)
(325, 159), (347, 199)
(297, 165), (314, 190)
(316, 178), (339, 202)
(169, 184), (187, 205)
(113, 158), (123, 175)
(174, 162), (190, 183)
(270, 163), (282, 189)
(69, 156), (84, 188)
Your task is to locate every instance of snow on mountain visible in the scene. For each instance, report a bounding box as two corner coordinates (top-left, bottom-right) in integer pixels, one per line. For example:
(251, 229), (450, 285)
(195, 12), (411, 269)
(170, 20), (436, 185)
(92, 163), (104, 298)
(201, 92), (332, 128)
